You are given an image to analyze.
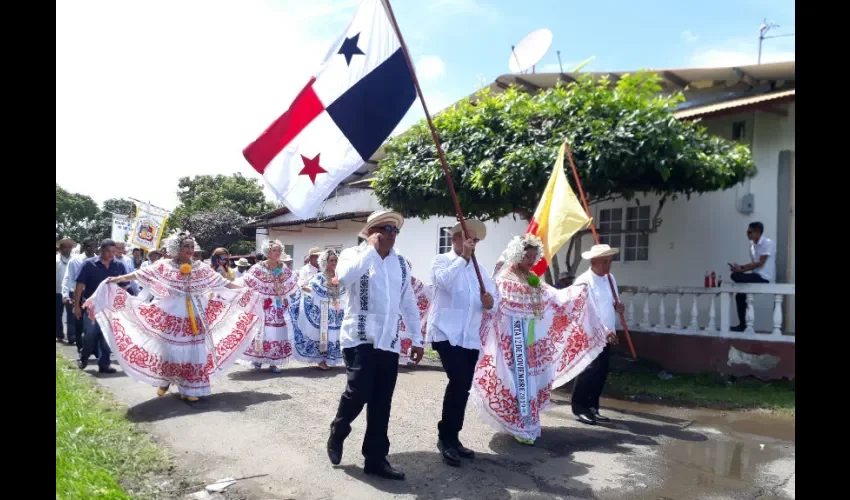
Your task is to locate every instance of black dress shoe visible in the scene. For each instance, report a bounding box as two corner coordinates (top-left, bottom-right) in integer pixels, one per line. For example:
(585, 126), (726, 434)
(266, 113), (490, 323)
(589, 408), (610, 423)
(77, 359), (88, 370)
(574, 413), (597, 425)
(327, 435), (343, 465)
(437, 440), (461, 467)
(456, 443), (475, 459)
(98, 366), (117, 374)
(364, 460), (405, 480)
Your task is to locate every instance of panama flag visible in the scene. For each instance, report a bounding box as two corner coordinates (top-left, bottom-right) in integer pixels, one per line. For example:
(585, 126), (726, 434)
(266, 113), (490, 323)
(243, 0), (416, 218)
(527, 142), (592, 277)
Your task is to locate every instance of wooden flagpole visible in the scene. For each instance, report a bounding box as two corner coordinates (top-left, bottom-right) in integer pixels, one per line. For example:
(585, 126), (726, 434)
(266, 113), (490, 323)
(563, 141), (637, 360)
(381, 0), (485, 293)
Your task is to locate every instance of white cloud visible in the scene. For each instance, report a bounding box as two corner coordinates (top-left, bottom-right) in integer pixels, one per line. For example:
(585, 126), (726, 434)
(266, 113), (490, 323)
(56, 0), (353, 209)
(681, 30), (699, 43)
(689, 39), (795, 68)
(416, 55), (446, 81)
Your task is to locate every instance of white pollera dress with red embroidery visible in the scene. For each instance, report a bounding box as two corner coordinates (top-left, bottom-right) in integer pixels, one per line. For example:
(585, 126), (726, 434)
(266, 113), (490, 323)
(471, 273), (611, 441)
(85, 259), (264, 397)
(240, 262), (299, 365)
(398, 276), (433, 365)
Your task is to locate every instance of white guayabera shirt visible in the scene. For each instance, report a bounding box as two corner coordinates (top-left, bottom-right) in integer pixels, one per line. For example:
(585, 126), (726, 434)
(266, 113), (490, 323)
(336, 242), (422, 354)
(428, 249), (499, 350)
(574, 269), (619, 333)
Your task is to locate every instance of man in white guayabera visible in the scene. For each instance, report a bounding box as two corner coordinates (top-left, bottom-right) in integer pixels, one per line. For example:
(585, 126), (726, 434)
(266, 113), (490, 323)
(571, 244), (623, 426)
(326, 211), (424, 481)
(428, 219), (497, 467)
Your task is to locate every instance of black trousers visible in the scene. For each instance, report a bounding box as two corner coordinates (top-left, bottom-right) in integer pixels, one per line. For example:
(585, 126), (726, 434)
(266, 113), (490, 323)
(571, 345), (610, 414)
(330, 344), (399, 463)
(55, 293), (65, 340)
(730, 272), (769, 327)
(432, 341), (479, 447)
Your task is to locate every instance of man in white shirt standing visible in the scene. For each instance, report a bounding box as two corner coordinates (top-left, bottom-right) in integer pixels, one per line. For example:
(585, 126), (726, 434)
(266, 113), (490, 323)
(429, 220), (497, 467)
(729, 221), (776, 332)
(571, 244), (622, 425)
(56, 237), (75, 342)
(298, 247), (322, 286)
(327, 211), (423, 481)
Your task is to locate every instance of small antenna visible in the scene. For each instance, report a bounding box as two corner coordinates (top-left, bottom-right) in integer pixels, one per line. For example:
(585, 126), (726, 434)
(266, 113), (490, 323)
(556, 50), (564, 73)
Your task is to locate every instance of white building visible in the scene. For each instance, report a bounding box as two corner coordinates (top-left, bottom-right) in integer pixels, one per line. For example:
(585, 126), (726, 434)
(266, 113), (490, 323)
(248, 61), (795, 379)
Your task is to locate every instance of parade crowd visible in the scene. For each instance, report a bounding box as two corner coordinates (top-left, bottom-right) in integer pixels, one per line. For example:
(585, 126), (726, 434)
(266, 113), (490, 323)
(55, 210), (623, 480)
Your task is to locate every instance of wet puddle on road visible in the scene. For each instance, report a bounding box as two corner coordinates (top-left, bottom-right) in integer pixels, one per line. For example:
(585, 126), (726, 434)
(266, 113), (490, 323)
(601, 399), (795, 499)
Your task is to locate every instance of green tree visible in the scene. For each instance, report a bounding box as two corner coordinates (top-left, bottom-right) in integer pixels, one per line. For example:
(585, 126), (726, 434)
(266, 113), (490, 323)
(373, 72), (756, 278)
(184, 208), (247, 253)
(89, 198), (136, 243)
(229, 240), (257, 256)
(166, 173), (274, 232)
(56, 184), (99, 242)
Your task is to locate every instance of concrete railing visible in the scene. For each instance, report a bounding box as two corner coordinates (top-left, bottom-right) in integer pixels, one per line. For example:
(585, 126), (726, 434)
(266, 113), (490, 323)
(617, 283), (795, 343)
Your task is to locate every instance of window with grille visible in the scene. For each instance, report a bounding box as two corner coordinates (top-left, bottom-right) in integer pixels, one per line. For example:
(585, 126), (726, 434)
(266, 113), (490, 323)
(437, 227), (453, 254)
(598, 208), (622, 262)
(598, 205), (651, 262)
(624, 206), (650, 261)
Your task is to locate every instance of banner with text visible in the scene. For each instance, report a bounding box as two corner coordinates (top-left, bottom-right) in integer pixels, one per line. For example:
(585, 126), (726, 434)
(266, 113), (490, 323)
(111, 214), (133, 243)
(129, 203), (170, 251)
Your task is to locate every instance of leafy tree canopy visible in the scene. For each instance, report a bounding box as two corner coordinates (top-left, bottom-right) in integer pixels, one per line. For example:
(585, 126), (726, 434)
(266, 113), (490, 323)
(184, 208), (247, 253)
(89, 198), (136, 243)
(56, 184), (99, 243)
(373, 72), (756, 221)
(166, 173), (274, 232)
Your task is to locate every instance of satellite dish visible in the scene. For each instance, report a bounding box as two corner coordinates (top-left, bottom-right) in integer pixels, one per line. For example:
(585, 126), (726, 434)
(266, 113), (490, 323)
(509, 28), (553, 73)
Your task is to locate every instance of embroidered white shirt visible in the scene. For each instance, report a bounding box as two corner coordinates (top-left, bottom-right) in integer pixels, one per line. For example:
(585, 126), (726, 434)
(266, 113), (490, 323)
(750, 235), (776, 282)
(336, 242), (422, 354)
(575, 269), (619, 332)
(428, 250), (498, 350)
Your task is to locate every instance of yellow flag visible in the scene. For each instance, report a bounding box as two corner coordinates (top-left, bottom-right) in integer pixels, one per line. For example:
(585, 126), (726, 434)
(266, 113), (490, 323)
(527, 142), (592, 276)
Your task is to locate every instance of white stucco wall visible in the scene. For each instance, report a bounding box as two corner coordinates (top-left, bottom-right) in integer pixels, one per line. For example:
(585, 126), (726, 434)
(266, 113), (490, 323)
(263, 216), (527, 280)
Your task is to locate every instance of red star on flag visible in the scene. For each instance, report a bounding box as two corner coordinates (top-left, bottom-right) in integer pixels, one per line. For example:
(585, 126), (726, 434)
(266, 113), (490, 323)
(298, 153), (327, 184)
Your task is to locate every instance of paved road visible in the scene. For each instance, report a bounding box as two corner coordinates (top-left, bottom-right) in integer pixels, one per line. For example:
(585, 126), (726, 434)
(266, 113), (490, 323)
(58, 345), (795, 500)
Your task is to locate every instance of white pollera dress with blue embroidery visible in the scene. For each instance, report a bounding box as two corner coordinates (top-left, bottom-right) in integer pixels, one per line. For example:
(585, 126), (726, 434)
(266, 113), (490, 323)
(291, 273), (345, 366)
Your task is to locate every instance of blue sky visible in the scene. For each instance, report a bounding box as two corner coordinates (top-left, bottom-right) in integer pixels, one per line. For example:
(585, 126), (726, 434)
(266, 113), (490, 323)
(388, 0), (795, 131)
(56, 0), (794, 209)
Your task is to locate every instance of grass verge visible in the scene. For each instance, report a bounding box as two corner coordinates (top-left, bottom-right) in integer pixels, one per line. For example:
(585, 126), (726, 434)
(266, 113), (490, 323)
(56, 354), (169, 499)
(597, 355), (795, 417)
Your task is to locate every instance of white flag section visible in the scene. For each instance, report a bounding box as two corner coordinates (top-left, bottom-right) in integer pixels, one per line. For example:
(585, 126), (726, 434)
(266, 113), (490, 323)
(129, 204), (169, 251)
(111, 215), (133, 243)
(243, 0), (416, 219)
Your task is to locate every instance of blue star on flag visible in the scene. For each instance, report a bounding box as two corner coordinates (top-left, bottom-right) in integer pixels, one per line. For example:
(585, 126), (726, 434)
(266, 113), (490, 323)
(338, 33), (365, 66)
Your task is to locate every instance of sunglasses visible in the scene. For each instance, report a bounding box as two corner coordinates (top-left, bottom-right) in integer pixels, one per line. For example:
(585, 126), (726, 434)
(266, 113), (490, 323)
(376, 224), (400, 235)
